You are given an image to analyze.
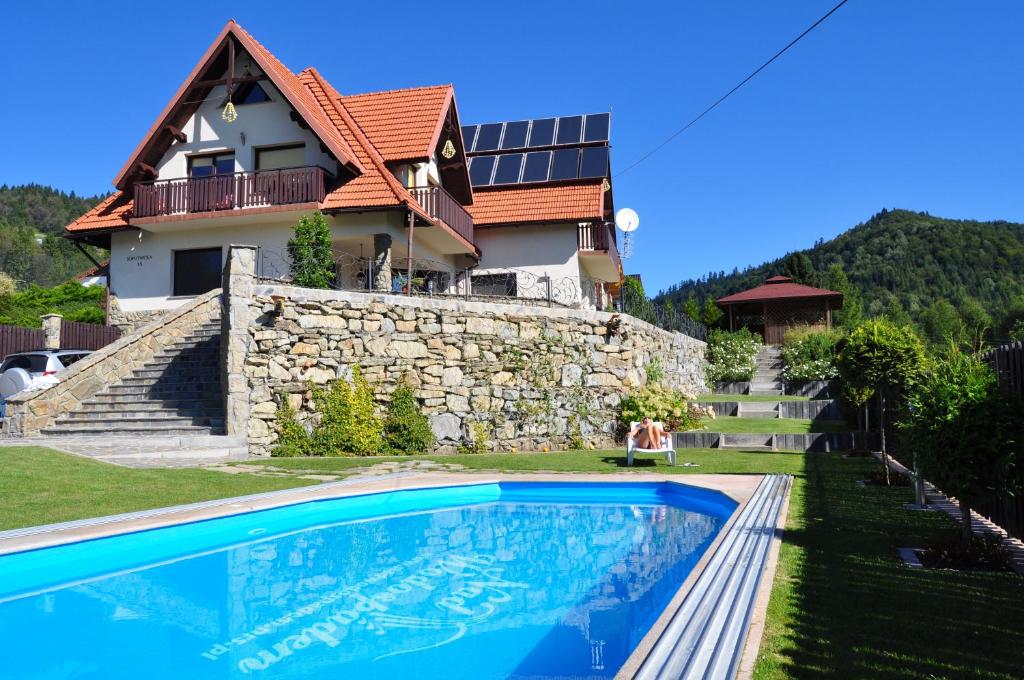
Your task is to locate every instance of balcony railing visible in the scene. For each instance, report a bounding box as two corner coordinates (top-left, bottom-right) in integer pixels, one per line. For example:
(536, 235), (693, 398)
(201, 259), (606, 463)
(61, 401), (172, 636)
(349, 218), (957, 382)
(409, 185), (474, 245)
(133, 166), (329, 219)
(578, 222), (615, 251)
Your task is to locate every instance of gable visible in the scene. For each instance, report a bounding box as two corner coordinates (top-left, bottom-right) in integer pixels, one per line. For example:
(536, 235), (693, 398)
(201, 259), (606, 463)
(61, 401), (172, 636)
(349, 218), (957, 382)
(113, 20), (363, 191)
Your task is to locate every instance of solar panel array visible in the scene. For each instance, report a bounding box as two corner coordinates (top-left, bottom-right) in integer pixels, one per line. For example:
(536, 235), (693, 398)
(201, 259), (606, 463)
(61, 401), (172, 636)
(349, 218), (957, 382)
(462, 113), (611, 187)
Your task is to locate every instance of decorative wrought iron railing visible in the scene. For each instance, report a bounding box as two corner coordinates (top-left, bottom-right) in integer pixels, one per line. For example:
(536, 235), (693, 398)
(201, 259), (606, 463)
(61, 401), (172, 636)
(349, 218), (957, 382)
(408, 185), (474, 245)
(133, 166), (330, 218)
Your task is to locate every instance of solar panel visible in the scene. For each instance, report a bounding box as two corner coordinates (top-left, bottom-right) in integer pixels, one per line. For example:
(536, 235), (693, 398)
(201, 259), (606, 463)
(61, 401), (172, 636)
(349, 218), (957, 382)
(500, 121), (529, 149)
(528, 118), (556, 147)
(475, 124), (502, 152)
(550, 148), (580, 180)
(579, 146), (609, 178)
(555, 116), (583, 145)
(521, 151), (551, 183)
(469, 155), (496, 186)
(461, 125), (477, 152)
(493, 154), (525, 184)
(583, 113), (610, 143)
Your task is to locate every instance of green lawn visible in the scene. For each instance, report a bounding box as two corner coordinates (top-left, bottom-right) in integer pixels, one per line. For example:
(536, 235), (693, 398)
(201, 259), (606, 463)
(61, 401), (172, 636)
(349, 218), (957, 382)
(697, 417), (849, 434)
(243, 448), (807, 475)
(4, 446), (1022, 678)
(699, 394), (812, 402)
(0, 447), (315, 531)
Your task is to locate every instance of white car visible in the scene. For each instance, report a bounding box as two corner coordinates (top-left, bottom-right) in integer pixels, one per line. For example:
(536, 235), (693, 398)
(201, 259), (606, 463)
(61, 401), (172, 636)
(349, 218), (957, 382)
(0, 350), (92, 400)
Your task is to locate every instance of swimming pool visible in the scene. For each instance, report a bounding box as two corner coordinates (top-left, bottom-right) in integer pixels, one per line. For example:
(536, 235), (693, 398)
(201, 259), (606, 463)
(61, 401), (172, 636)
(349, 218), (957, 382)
(0, 481), (737, 679)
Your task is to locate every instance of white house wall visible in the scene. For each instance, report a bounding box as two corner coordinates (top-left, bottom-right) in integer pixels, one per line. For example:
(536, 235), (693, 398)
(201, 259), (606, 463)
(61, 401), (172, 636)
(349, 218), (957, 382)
(110, 211), (459, 312)
(154, 60), (335, 181)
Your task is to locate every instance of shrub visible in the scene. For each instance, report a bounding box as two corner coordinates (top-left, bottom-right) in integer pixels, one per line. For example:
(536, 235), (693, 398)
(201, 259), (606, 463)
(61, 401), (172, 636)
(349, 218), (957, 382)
(0, 281), (105, 328)
(619, 384), (702, 433)
(311, 367), (384, 456)
(780, 327), (842, 381)
(287, 211), (335, 289)
(900, 348), (1022, 546)
(271, 397), (312, 457)
(705, 328), (761, 383)
(458, 421), (490, 454)
(383, 384), (436, 454)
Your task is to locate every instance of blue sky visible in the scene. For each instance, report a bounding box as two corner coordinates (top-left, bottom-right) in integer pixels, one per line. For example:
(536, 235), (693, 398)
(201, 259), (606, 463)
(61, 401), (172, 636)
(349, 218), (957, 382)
(2, 1), (1021, 294)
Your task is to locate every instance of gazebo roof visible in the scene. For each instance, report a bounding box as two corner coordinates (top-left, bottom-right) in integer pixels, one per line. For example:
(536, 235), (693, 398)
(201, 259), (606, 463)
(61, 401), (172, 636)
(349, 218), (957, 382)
(717, 275), (843, 307)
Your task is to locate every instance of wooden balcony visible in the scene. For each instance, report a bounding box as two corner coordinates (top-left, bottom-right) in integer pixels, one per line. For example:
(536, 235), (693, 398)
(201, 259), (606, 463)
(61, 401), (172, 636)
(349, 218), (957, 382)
(577, 222), (620, 282)
(133, 166), (329, 219)
(578, 222), (617, 254)
(409, 185), (474, 245)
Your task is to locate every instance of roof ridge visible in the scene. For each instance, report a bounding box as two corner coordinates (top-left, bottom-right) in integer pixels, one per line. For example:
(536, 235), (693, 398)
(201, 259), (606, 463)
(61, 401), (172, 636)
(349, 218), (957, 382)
(300, 69), (424, 216)
(338, 83), (453, 100)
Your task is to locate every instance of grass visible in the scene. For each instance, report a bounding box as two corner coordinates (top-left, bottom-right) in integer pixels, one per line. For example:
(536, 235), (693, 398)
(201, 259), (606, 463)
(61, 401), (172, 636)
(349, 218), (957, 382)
(753, 453), (1024, 679)
(696, 417), (850, 434)
(245, 448), (807, 475)
(0, 447), (315, 531)
(5, 446), (1023, 677)
(699, 393), (812, 402)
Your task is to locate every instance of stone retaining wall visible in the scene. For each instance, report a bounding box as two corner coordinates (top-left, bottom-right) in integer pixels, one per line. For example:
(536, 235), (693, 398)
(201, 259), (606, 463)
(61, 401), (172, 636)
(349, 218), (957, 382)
(238, 279), (707, 455)
(1, 291), (221, 436)
(107, 295), (171, 334)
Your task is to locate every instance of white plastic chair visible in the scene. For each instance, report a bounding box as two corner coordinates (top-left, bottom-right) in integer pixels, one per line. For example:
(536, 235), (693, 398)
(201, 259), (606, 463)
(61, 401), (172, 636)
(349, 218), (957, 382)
(627, 421), (676, 466)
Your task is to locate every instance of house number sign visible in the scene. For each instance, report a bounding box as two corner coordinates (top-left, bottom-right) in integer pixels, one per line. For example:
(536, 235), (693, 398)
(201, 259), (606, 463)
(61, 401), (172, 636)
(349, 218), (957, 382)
(127, 255), (153, 268)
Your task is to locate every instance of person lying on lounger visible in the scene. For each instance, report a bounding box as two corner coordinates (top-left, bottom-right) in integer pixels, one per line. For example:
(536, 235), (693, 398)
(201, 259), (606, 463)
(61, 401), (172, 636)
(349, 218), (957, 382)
(629, 417), (668, 450)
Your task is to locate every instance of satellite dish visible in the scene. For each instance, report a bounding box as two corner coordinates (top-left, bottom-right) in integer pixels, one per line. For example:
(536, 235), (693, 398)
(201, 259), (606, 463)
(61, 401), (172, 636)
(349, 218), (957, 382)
(615, 208), (640, 233)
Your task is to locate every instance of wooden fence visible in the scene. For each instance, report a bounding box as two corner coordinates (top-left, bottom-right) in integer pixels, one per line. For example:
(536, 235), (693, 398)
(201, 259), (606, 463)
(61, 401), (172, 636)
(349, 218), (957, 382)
(0, 327), (45, 361)
(60, 320), (122, 350)
(980, 341), (1024, 539)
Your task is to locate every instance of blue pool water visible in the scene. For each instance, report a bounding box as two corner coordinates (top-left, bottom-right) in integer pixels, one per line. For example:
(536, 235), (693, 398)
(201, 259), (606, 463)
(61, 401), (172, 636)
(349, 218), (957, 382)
(0, 482), (735, 679)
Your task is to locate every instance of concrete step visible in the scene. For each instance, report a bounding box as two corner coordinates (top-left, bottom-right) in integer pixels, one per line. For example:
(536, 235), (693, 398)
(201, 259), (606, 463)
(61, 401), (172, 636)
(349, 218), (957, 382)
(720, 433), (774, 450)
(100, 385), (223, 398)
(750, 388), (784, 396)
(40, 424), (223, 437)
(52, 413), (224, 427)
(77, 399), (223, 412)
(738, 403), (779, 419)
(116, 376), (222, 387)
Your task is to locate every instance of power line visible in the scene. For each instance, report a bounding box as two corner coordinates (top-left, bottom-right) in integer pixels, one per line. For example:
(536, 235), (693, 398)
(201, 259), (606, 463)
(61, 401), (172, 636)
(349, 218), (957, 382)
(615, 0), (852, 178)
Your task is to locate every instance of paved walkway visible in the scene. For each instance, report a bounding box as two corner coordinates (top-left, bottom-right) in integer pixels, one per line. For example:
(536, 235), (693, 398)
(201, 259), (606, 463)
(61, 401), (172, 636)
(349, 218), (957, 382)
(203, 459), (469, 481)
(0, 435), (247, 468)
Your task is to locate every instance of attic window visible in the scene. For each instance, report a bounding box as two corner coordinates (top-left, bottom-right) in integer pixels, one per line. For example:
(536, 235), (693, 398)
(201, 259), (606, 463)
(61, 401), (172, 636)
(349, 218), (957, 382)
(224, 81), (271, 106)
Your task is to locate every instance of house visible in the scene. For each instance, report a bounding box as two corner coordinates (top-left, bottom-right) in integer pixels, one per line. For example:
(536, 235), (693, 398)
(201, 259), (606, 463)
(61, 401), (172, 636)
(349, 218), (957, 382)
(716, 275), (843, 345)
(65, 21), (623, 329)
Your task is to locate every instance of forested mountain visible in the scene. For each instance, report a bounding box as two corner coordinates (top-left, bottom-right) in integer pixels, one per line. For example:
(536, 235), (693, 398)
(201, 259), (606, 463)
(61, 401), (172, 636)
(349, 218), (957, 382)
(657, 209), (1024, 343)
(0, 184), (107, 288)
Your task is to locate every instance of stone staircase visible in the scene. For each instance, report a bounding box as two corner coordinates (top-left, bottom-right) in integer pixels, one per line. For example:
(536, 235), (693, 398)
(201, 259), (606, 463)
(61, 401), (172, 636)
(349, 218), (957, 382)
(41, 320), (225, 437)
(749, 346), (784, 396)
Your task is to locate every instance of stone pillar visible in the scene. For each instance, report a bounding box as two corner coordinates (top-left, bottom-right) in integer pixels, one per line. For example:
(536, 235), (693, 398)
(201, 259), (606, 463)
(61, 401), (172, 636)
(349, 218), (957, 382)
(222, 244), (257, 439)
(373, 233), (392, 292)
(41, 314), (62, 350)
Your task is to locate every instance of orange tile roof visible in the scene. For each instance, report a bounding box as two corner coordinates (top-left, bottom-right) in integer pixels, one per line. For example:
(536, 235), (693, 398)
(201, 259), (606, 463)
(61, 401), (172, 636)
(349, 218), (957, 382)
(66, 193), (133, 233)
(468, 184), (605, 226)
(339, 85), (452, 162)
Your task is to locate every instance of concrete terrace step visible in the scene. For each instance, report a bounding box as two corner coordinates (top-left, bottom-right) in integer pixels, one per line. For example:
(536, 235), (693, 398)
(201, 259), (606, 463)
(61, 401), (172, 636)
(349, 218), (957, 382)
(720, 433), (774, 450)
(77, 399), (223, 412)
(40, 424), (224, 437)
(737, 402), (779, 418)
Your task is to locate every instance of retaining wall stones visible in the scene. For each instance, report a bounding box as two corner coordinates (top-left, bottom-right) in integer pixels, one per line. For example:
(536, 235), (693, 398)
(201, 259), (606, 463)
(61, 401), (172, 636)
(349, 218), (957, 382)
(107, 295), (170, 334)
(780, 399), (840, 420)
(2, 290), (221, 436)
(240, 282), (707, 456)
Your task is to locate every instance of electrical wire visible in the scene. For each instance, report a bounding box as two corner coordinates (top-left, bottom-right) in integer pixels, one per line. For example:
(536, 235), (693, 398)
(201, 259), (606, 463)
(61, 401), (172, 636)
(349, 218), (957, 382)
(615, 0), (852, 178)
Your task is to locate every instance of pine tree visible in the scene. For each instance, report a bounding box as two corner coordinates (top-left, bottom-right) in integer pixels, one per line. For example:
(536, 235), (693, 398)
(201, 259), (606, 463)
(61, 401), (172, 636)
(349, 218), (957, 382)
(701, 297), (723, 327)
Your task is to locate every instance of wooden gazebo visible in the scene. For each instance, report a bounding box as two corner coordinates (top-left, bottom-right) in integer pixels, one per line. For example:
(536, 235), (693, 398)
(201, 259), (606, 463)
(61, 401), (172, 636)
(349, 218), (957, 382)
(717, 275), (843, 345)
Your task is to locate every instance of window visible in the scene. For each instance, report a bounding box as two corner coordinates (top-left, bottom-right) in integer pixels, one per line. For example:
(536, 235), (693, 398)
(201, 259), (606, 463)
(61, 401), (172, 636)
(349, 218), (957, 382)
(472, 273), (517, 297)
(236, 82), (271, 105)
(0, 354), (49, 373)
(189, 153), (235, 178)
(57, 353), (90, 369)
(173, 247), (223, 296)
(256, 144), (305, 171)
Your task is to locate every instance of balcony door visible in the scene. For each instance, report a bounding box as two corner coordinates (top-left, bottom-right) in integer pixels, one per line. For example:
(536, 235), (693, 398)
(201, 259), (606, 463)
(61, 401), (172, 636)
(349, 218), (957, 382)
(254, 144), (306, 206)
(188, 152), (235, 213)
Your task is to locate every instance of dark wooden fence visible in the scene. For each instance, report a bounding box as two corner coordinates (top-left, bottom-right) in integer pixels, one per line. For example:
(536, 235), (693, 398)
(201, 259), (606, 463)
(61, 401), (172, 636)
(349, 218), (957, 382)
(60, 321), (122, 351)
(0, 327), (45, 361)
(980, 341), (1024, 539)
